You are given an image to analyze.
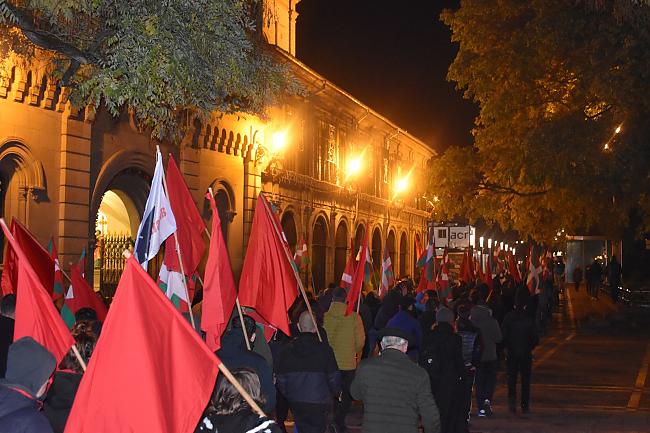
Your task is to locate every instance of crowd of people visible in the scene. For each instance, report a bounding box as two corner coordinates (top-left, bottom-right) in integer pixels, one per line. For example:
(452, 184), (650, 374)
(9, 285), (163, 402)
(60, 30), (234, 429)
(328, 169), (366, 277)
(0, 255), (587, 433)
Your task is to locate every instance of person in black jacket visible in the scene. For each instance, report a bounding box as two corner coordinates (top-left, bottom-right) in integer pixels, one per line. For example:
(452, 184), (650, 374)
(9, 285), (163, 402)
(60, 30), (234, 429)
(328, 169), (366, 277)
(0, 294), (16, 378)
(275, 311), (341, 433)
(216, 315), (276, 413)
(502, 291), (539, 413)
(455, 305), (481, 433)
(420, 307), (464, 433)
(0, 337), (57, 433)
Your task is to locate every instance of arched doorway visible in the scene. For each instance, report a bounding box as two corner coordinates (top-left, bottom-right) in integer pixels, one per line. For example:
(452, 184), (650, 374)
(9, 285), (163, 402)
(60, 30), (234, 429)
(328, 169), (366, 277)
(387, 230), (396, 273)
(334, 221), (348, 283)
(93, 169), (150, 298)
(371, 227), (382, 278)
(399, 232), (408, 278)
(281, 211), (297, 253)
(354, 224), (365, 252)
(204, 180), (235, 246)
(312, 216), (328, 292)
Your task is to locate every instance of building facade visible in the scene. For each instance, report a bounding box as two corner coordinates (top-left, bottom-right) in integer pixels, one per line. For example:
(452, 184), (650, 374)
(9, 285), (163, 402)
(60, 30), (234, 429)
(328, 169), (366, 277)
(0, 0), (435, 296)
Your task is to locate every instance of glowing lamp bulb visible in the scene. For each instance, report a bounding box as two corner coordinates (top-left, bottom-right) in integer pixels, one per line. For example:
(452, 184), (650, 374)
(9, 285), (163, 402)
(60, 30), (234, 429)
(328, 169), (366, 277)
(347, 157), (362, 176)
(271, 131), (287, 153)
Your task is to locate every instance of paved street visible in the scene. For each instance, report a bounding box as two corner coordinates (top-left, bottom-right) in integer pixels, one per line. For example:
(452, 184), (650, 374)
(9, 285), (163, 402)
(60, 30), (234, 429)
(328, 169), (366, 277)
(330, 287), (650, 433)
(469, 286), (650, 432)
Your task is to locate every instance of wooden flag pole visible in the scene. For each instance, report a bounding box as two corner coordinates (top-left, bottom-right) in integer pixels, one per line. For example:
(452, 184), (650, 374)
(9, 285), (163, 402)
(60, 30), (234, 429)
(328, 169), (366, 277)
(217, 361), (266, 417)
(158, 151), (196, 331)
(259, 193), (322, 342)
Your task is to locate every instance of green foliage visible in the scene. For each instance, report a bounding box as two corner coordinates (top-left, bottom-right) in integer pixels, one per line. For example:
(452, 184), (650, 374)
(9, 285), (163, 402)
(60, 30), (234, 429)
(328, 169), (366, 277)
(434, 0), (650, 242)
(0, 0), (294, 139)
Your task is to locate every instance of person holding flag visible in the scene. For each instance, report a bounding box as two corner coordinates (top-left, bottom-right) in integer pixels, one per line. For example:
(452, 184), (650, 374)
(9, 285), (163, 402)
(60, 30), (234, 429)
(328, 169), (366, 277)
(379, 245), (395, 298)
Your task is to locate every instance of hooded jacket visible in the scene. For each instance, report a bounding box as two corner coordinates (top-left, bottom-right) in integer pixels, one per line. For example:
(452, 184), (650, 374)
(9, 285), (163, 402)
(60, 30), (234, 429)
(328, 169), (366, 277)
(470, 305), (502, 362)
(216, 328), (276, 413)
(501, 308), (539, 358)
(0, 337), (56, 433)
(323, 302), (365, 370)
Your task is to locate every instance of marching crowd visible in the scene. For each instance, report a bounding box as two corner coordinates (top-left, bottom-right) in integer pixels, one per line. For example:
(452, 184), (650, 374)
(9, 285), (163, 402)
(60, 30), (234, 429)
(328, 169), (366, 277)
(0, 256), (574, 433)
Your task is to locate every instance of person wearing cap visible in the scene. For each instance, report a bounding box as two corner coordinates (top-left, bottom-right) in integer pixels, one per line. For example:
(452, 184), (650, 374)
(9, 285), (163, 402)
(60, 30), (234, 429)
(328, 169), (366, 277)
(323, 287), (365, 433)
(0, 336), (56, 433)
(351, 327), (440, 433)
(419, 307), (464, 433)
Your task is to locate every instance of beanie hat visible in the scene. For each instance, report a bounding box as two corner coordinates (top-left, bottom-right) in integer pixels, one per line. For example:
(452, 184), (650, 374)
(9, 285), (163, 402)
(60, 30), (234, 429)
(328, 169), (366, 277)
(436, 306), (454, 324)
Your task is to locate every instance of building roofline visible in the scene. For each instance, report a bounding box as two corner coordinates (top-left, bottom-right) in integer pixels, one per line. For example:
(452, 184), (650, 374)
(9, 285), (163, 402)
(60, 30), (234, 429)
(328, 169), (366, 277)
(275, 49), (436, 157)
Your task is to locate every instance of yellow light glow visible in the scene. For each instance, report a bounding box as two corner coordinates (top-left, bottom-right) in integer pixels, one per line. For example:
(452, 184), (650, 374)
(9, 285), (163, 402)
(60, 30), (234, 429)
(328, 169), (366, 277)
(271, 131), (287, 153)
(347, 157), (362, 177)
(615, 125), (622, 134)
(395, 177), (409, 194)
(604, 142), (610, 151)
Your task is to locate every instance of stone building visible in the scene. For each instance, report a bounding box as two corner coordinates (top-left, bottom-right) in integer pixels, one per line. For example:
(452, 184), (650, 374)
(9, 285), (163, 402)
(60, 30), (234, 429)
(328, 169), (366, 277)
(0, 0), (434, 296)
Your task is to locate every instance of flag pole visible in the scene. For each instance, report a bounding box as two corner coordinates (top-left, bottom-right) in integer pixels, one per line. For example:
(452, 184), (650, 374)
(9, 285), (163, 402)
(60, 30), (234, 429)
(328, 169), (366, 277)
(158, 149), (196, 330)
(199, 196), (252, 352)
(260, 193), (322, 342)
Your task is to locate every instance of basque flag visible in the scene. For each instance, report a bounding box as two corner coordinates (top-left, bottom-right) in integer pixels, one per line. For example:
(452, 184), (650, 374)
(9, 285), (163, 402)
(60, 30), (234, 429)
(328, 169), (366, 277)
(134, 148), (177, 268)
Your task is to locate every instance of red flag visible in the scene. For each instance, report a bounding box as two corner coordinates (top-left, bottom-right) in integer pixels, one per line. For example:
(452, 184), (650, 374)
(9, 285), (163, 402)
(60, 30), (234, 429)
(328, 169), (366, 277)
(2, 219), (54, 296)
(508, 251), (522, 283)
(66, 262), (108, 322)
(345, 229), (369, 315)
(1, 240), (16, 296)
(438, 248), (451, 301)
(239, 194), (299, 336)
(202, 193), (238, 351)
(163, 155), (207, 275)
(460, 251), (473, 283)
(0, 220), (73, 365)
(65, 257), (220, 433)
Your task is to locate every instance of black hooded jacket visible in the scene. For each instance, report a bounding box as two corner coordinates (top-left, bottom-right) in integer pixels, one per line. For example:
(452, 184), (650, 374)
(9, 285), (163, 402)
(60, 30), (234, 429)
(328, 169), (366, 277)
(216, 328), (276, 413)
(43, 371), (83, 433)
(274, 332), (341, 405)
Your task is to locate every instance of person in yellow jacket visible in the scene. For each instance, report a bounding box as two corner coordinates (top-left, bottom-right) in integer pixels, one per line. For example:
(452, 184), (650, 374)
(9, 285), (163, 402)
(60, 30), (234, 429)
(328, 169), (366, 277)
(323, 287), (365, 433)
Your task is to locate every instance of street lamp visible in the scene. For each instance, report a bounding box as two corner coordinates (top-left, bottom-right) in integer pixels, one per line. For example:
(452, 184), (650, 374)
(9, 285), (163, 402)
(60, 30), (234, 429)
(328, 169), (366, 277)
(271, 131), (287, 154)
(488, 238), (492, 249)
(479, 236), (484, 248)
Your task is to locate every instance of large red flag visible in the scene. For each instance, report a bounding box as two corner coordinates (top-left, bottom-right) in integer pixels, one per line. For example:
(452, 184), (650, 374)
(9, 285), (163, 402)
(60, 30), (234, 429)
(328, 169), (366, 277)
(202, 192), (237, 351)
(163, 155), (206, 275)
(508, 251), (522, 283)
(2, 219), (55, 296)
(340, 238), (356, 290)
(66, 262), (108, 322)
(0, 220), (73, 365)
(346, 228), (368, 315)
(239, 194), (299, 336)
(65, 257), (220, 433)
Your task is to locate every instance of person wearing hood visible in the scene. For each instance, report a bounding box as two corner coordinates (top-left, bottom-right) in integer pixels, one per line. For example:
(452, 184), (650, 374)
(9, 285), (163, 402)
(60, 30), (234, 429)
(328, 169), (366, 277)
(275, 311), (341, 433)
(470, 303), (502, 417)
(387, 296), (423, 361)
(323, 287), (365, 433)
(419, 307), (464, 433)
(0, 336), (56, 433)
(43, 321), (96, 433)
(216, 315), (275, 413)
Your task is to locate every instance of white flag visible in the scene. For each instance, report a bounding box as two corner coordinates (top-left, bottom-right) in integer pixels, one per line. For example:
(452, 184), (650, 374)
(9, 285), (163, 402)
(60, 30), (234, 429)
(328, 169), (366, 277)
(134, 148), (177, 268)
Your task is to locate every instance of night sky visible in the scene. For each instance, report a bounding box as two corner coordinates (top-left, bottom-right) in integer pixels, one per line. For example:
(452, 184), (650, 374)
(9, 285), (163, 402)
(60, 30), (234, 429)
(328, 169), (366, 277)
(296, 0), (478, 152)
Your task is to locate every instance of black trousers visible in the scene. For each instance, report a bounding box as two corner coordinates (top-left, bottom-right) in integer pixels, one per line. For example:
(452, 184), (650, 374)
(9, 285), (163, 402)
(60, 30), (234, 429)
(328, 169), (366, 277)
(334, 370), (355, 429)
(456, 369), (474, 432)
(507, 355), (532, 409)
(291, 402), (329, 433)
(475, 360), (497, 409)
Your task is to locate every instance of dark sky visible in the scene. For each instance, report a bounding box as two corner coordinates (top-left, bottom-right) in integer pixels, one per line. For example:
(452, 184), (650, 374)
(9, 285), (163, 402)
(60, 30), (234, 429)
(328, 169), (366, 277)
(296, 0), (478, 152)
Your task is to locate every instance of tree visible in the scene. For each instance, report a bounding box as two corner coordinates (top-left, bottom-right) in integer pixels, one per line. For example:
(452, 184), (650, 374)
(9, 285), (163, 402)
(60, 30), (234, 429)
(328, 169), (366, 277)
(0, 0), (293, 139)
(434, 0), (650, 242)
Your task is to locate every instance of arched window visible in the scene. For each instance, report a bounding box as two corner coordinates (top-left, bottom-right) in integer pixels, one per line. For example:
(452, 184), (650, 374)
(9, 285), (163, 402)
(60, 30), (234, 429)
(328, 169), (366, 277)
(334, 221), (348, 283)
(399, 232), (408, 278)
(281, 211), (297, 253)
(312, 216), (328, 291)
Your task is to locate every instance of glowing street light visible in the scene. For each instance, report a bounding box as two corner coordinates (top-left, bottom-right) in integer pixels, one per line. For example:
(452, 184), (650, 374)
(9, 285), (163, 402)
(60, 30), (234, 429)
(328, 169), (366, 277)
(395, 177), (409, 194)
(271, 131), (287, 154)
(479, 236), (484, 248)
(615, 125), (622, 134)
(347, 156), (363, 178)
(488, 238), (492, 249)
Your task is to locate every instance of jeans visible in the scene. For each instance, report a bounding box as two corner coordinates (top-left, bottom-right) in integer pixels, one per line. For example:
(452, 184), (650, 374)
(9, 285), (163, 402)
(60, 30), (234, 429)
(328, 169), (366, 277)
(334, 370), (355, 430)
(475, 360), (498, 410)
(291, 402), (329, 433)
(507, 355), (532, 409)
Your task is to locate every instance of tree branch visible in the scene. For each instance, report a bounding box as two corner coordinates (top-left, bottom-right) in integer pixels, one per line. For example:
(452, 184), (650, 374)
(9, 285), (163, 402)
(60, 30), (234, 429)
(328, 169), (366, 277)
(478, 180), (550, 197)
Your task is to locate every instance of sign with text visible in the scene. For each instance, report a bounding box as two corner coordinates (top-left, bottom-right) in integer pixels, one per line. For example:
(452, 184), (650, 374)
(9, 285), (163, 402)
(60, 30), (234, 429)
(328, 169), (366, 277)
(433, 225), (475, 249)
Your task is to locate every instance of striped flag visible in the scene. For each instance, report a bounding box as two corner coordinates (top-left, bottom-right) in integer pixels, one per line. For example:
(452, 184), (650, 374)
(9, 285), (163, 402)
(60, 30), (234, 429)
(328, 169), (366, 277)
(416, 229), (436, 292)
(293, 236), (310, 272)
(438, 248), (451, 301)
(61, 250), (87, 328)
(134, 148), (176, 268)
(340, 238), (355, 289)
(526, 245), (542, 294)
(379, 246), (394, 297)
(47, 239), (65, 300)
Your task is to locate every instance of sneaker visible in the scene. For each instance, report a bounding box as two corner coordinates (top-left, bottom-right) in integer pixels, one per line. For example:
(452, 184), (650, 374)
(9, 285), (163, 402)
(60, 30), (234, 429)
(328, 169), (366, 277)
(484, 399), (493, 416)
(478, 409), (487, 418)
